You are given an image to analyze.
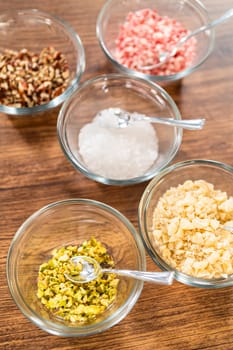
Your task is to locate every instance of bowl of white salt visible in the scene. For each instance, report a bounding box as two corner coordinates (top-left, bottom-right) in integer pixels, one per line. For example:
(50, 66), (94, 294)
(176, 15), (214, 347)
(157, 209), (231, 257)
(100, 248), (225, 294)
(57, 73), (182, 185)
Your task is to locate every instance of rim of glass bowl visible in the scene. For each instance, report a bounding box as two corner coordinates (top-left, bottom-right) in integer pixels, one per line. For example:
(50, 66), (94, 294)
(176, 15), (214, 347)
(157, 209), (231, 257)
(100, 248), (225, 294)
(7, 198), (146, 336)
(57, 73), (183, 186)
(0, 9), (86, 116)
(96, 0), (215, 82)
(138, 159), (233, 288)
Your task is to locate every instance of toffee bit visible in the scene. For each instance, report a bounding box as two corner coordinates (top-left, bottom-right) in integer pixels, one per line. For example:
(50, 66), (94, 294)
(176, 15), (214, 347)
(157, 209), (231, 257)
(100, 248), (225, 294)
(151, 180), (233, 279)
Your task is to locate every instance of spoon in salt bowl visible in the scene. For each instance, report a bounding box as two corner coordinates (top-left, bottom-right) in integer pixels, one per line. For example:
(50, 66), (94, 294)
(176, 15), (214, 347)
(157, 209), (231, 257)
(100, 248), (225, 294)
(64, 255), (174, 285)
(114, 109), (205, 130)
(138, 8), (233, 71)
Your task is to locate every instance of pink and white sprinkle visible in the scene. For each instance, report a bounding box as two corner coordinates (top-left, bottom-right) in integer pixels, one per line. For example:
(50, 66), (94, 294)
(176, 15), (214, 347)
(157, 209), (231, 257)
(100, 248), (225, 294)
(115, 8), (197, 76)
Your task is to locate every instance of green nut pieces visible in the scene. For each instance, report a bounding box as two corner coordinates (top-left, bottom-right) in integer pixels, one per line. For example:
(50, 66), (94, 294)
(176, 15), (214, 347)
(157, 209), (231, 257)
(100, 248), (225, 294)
(37, 237), (119, 323)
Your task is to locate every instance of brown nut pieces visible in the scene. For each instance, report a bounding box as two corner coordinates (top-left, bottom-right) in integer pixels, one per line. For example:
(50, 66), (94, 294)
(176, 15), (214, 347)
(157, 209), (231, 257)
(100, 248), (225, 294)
(0, 47), (70, 108)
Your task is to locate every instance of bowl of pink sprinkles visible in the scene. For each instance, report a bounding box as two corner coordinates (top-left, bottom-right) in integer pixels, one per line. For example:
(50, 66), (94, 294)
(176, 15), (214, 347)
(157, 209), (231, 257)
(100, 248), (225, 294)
(96, 0), (215, 82)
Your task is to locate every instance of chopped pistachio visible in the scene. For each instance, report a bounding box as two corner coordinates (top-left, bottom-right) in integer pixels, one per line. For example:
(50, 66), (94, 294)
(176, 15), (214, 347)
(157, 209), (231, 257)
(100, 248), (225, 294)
(37, 237), (119, 323)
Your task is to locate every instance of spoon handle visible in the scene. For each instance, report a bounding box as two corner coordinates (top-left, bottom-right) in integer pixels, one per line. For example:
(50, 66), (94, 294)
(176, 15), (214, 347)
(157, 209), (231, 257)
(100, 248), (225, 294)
(222, 225), (233, 232)
(140, 8), (233, 70)
(178, 8), (233, 49)
(141, 116), (205, 130)
(102, 269), (174, 285)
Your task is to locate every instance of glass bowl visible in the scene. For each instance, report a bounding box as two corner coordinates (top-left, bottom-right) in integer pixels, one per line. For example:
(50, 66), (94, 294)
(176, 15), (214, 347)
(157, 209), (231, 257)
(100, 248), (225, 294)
(57, 73), (182, 186)
(7, 198), (146, 336)
(0, 9), (85, 116)
(138, 159), (233, 288)
(96, 0), (215, 83)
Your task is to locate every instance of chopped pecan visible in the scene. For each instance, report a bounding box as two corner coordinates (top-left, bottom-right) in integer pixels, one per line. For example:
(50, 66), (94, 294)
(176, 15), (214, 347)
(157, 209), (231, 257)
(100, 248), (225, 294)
(0, 47), (70, 108)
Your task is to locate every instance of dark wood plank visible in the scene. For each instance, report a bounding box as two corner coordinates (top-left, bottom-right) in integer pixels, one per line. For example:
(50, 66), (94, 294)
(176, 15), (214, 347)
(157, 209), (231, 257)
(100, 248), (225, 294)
(0, 1), (233, 349)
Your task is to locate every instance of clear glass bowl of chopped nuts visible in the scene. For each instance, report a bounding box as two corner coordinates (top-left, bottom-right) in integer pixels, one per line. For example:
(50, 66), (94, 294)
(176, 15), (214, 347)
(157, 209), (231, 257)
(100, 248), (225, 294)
(7, 199), (146, 336)
(96, 0), (215, 84)
(138, 159), (233, 288)
(0, 9), (85, 116)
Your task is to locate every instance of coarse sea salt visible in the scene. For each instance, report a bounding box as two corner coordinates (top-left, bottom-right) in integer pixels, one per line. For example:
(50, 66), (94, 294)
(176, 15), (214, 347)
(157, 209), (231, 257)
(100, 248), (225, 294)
(78, 108), (159, 180)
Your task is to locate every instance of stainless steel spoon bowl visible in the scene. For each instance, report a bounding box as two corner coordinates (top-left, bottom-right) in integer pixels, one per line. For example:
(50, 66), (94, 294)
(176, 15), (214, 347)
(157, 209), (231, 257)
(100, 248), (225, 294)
(64, 255), (174, 284)
(114, 109), (205, 130)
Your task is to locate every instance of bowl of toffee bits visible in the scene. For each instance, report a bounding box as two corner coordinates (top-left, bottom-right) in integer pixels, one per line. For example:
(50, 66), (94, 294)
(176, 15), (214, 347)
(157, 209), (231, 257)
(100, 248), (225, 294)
(138, 159), (233, 288)
(0, 9), (85, 116)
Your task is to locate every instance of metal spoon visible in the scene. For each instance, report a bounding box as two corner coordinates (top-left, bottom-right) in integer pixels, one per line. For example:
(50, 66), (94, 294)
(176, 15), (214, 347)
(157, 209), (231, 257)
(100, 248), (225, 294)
(222, 225), (233, 232)
(64, 255), (174, 284)
(138, 8), (233, 71)
(115, 109), (205, 130)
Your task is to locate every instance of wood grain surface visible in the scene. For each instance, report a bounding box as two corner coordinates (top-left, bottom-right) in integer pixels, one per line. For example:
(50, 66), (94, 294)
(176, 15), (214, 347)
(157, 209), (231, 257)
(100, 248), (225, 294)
(0, 1), (233, 349)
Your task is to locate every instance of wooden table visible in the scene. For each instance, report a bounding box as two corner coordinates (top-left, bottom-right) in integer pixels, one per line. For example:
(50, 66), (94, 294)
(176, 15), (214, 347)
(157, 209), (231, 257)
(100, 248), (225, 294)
(1, 1), (233, 349)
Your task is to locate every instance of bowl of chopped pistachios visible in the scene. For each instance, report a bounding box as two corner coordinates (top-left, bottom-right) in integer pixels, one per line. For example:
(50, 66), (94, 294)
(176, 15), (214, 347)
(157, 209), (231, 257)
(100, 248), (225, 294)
(0, 9), (85, 116)
(7, 199), (146, 336)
